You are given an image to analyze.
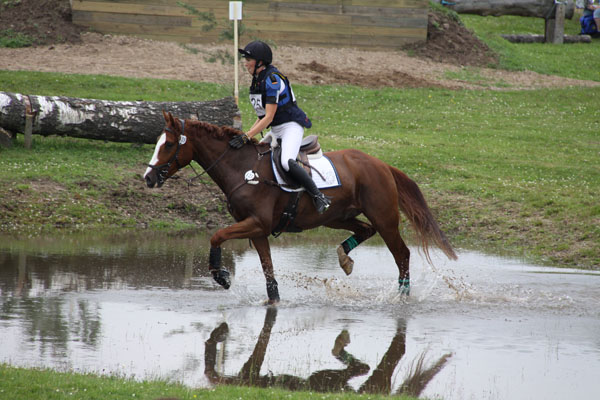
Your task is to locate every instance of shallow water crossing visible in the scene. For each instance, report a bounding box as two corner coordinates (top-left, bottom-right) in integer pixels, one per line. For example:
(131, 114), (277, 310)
(1, 233), (599, 399)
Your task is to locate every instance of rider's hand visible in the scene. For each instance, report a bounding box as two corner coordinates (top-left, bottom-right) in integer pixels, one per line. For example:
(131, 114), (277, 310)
(229, 133), (250, 149)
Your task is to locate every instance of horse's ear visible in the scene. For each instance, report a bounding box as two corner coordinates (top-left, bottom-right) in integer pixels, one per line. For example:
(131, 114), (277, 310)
(162, 110), (176, 127)
(168, 112), (176, 127)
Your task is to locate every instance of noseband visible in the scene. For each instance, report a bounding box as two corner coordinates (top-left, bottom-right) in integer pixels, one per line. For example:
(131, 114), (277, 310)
(147, 119), (186, 186)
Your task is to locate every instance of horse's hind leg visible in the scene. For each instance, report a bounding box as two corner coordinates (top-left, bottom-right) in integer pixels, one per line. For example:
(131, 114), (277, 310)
(326, 218), (376, 275)
(362, 206), (411, 294)
(379, 228), (411, 294)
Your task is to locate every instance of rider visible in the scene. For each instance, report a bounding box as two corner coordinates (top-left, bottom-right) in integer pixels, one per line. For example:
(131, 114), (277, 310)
(583, 0), (600, 33)
(229, 40), (331, 214)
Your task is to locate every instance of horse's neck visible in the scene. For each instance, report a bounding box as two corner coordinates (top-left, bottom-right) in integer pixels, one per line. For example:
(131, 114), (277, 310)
(190, 130), (255, 195)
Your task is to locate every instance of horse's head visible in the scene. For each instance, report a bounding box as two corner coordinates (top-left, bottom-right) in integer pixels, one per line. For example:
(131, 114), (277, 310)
(144, 111), (193, 188)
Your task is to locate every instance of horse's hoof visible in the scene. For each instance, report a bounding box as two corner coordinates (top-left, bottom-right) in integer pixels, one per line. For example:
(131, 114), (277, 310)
(263, 298), (280, 306)
(212, 269), (231, 289)
(266, 279), (280, 304)
(398, 278), (410, 296)
(337, 246), (354, 275)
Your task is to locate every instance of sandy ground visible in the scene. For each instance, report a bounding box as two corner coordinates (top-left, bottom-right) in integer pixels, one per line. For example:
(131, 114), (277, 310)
(1, 32), (598, 91)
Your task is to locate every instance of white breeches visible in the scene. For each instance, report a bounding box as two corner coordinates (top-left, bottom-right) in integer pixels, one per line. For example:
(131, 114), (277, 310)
(269, 121), (304, 171)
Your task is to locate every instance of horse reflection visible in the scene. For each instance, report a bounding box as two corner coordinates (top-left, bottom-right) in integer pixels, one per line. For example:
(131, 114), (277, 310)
(204, 308), (450, 396)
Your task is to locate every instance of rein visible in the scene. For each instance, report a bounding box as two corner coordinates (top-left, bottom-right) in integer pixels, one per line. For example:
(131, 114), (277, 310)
(186, 140), (273, 194)
(184, 145), (232, 185)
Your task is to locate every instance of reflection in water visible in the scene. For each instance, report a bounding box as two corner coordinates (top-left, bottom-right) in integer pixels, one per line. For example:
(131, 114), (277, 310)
(0, 241), (232, 360)
(1, 252), (102, 357)
(204, 307), (450, 396)
(0, 244), (233, 293)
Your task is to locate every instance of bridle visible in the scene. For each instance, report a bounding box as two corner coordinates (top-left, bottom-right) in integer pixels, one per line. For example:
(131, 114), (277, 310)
(147, 119), (186, 186)
(147, 118), (235, 187)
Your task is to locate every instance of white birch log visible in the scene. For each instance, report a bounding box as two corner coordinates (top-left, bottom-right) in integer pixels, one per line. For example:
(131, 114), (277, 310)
(0, 92), (240, 144)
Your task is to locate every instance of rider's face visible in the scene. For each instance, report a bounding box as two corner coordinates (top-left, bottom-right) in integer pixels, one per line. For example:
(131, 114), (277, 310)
(244, 57), (256, 75)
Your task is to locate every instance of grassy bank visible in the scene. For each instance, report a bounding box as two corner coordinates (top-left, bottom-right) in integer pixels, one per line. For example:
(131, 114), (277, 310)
(461, 12), (600, 80)
(0, 364), (411, 400)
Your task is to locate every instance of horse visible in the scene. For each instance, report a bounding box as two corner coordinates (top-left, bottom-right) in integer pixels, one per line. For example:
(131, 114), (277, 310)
(144, 111), (457, 304)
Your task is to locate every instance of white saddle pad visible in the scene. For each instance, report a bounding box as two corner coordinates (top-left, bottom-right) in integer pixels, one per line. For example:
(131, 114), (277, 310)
(271, 153), (341, 193)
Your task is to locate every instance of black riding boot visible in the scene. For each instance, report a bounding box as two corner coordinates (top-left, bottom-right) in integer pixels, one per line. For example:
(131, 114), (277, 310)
(287, 159), (331, 214)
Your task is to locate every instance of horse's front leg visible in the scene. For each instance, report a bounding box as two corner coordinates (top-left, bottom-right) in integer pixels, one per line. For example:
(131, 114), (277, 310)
(209, 217), (266, 290)
(251, 236), (279, 304)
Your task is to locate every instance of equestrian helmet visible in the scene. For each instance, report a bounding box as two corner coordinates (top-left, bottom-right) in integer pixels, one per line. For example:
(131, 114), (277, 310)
(238, 41), (272, 65)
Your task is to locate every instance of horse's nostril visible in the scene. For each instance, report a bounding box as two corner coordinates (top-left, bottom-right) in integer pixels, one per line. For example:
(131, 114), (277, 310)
(145, 176), (155, 188)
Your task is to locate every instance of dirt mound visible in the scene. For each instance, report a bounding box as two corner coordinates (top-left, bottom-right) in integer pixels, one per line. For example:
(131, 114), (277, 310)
(0, 0), (85, 46)
(402, 10), (497, 67)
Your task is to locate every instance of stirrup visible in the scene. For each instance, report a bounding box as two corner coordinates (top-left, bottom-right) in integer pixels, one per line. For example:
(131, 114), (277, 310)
(313, 193), (331, 214)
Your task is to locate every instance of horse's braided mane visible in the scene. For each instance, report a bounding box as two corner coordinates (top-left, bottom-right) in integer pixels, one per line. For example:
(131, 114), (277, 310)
(187, 120), (239, 138)
(189, 120), (259, 145)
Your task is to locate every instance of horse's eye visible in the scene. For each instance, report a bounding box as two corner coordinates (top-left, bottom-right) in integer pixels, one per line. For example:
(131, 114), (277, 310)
(165, 142), (175, 149)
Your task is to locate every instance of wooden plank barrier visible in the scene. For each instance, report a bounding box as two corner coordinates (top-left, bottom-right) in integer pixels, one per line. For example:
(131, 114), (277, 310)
(71, 0), (428, 49)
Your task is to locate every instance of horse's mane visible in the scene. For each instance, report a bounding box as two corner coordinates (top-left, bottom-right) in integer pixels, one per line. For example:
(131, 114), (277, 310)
(188, 120), (260, 145)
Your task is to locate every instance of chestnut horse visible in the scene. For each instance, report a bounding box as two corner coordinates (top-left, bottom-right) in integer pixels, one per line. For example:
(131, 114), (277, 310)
(144, 111), (457, 304)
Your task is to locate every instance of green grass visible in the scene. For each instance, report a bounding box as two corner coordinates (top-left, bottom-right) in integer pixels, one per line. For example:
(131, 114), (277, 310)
(0, 28), (34, 48)
(304, 84), (600, 264)
(0, 364), (416, 400)
(0, 70), (232, 101)
(460, 13), (600, 81)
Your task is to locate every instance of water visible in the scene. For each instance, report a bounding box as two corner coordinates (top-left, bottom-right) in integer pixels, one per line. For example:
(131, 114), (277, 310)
(1, 233), (599, 399)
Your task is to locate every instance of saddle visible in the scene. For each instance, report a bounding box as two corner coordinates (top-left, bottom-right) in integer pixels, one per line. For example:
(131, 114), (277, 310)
(272, 135), (322, 188)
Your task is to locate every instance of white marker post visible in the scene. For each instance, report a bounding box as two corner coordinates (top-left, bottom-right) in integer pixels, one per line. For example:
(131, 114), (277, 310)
(229, 1), (243, 105)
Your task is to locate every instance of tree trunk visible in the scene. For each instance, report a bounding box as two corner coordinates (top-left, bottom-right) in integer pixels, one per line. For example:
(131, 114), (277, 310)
(438, 0), (574, 19)
(501, 34), (592, 43)
(0, 92), (241, 145)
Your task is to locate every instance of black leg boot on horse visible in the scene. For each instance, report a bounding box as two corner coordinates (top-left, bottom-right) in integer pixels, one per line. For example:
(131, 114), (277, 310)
(287, 159), (331, 214)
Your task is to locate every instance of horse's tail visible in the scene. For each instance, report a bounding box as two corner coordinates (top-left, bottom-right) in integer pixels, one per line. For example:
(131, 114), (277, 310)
(389, 165), (457, 262)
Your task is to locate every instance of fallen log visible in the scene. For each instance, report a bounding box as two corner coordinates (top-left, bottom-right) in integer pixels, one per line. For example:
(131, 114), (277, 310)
(0, 92), (240, 145)
(437, 0), (575, 19)
(501, 34), (592, 43)
(436, 0), (574, 44)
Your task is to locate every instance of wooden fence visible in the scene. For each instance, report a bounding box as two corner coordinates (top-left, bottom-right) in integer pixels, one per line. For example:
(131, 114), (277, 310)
(71, 0), (428, 49)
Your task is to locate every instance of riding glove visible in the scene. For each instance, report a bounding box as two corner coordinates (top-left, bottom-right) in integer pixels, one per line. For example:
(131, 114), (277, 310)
(229, 133), (250, 149)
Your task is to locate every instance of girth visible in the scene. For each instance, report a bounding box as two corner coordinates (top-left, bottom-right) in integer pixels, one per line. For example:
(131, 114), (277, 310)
(271, 191), (303, 237)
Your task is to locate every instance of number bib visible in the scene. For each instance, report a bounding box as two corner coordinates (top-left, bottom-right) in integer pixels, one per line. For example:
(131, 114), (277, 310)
(250, 93), (266, 117)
